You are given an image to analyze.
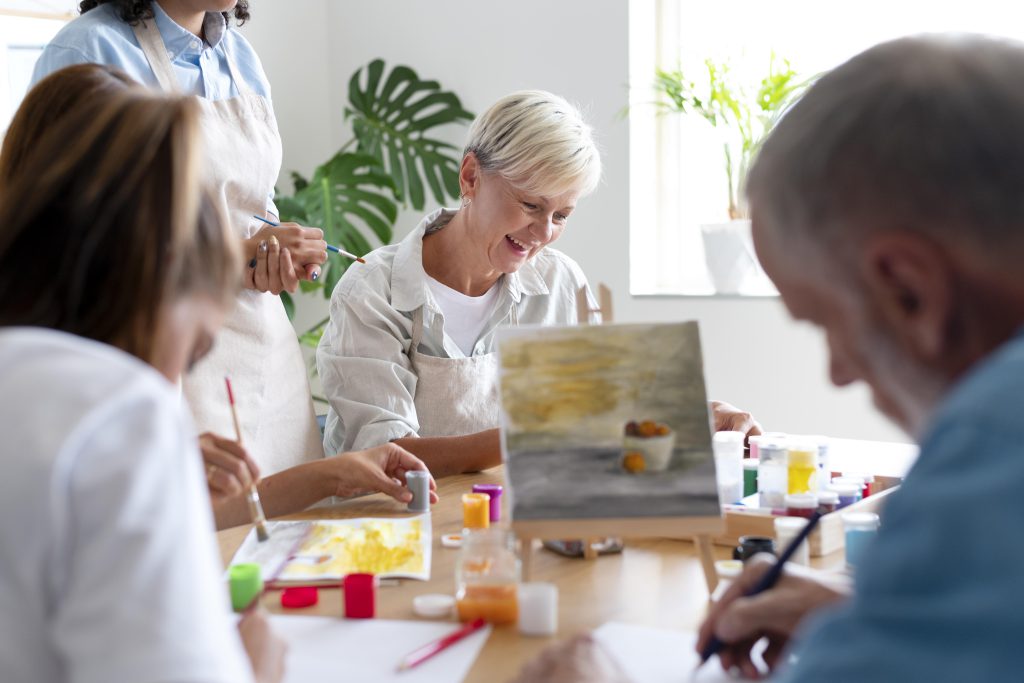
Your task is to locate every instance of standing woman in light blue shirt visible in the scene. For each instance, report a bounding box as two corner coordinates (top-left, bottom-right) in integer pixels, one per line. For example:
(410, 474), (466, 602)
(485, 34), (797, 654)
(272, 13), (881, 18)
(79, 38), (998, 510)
(32, 2), (329, 487)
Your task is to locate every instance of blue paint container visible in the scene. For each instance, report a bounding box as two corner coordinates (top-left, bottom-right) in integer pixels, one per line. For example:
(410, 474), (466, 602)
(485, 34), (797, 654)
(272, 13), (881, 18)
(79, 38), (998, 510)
(843, 512), (880, 570)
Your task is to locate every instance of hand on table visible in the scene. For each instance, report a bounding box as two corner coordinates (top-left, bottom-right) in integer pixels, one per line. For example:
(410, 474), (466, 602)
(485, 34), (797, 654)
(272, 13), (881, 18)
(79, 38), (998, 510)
(696, 555), (851, 678)
(710, 400), (763, 439)
(199, 432), (260, 504)
(325, 443), (439, 504)
(507, 633), (633, 683)
(244, 222), (327, 293)
(239, 608), (287, 683)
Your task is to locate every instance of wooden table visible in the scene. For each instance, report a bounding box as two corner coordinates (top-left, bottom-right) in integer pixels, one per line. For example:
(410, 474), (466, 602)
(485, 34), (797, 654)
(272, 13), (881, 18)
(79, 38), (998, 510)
(217, 468), (743, 681)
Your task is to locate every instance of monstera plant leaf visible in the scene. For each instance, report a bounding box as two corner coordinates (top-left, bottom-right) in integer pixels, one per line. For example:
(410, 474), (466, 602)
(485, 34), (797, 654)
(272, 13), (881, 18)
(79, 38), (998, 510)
(346, 59), (474, 209)
(280, 151), (397, 297)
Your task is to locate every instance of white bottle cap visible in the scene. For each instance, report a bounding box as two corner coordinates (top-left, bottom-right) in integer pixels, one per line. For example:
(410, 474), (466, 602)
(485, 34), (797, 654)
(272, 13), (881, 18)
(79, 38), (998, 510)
(842, 512), (880, 531)
(816, 490), (839, 505)
(784, 493), (817, 509)
(413, 593), (456, 619)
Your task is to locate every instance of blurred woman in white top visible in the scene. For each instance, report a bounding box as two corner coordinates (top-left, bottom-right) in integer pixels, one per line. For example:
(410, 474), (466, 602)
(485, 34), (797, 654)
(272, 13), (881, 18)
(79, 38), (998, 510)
(0, 65), (429, 682)
(318, 91), (761, 477)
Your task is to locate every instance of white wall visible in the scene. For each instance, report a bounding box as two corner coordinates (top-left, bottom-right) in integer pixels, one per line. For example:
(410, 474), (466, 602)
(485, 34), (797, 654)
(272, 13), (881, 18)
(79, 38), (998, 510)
(242, 0), (906, 443)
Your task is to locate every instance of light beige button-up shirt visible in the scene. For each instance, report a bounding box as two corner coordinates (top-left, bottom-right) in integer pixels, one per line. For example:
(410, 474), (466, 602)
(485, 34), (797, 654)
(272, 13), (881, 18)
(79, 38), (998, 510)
(317, 208), (593, 455)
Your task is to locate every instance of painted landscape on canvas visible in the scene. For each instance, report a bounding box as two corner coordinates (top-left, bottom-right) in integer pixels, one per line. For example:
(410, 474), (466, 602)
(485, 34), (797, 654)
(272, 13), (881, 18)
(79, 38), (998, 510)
(499, 321), (719, 520)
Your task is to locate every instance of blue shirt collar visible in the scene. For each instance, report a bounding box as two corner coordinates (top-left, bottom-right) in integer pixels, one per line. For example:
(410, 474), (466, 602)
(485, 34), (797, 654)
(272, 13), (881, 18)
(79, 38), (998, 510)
(390, 208), (550, 312)
(152, 1), (227, 59)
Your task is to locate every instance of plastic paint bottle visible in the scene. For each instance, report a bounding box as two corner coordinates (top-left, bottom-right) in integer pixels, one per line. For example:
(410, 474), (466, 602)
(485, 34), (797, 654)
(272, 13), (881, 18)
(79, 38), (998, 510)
(743, 459), (759, 498)
(774, 516), (811, 566)
(816, 490), (839, 514)
(787, 439), (818, 494)
(831, 482), (861, 509)
(843, 512), (880, 571)
(748, 435), (763, 460)
(832, 476), (865, 503)
(784, 493), (817, 519)
(471, 484), (504, 522)
(406, 470), (430, 512)
(462, 493), (490, 530)
(808, 435), (831, 491)
(713, 431), (745, 507)
(757, 438), (789, 509)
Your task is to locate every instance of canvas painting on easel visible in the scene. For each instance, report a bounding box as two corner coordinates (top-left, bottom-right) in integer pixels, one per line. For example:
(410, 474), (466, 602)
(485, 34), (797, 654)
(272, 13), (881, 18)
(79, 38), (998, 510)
(498, 321), (718, 520)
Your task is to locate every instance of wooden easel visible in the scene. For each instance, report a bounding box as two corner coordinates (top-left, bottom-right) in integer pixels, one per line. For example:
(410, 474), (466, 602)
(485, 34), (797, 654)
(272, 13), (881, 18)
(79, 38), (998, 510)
(510, 284), (723, 595)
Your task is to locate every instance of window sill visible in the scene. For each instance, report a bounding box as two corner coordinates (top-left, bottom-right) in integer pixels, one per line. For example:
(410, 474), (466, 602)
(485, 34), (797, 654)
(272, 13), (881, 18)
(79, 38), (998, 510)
(630, 290), (779, 300)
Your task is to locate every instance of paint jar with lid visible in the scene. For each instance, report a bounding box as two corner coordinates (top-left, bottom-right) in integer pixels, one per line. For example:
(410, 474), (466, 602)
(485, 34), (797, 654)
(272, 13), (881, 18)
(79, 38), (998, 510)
(774, 516), (811, 566)
(743, 459), (759, 498)
(844, 473), (875, 498)
(843, 512), (880, 571)
(456, 528), (520, 624)
(712, 559), (744, 602)
(787, 439), (818, 494)
(748, 435), (763, 460)
(462, 493), (490, 530)
(832, 476), (864, 503)
(757, 437), (788, 509)
(713, 431), (745, 507)
(733, 535), (776, 562)
(831, 483), (861, 509)
(816, 490), (839, 514)
(784, 493), (817, 519)
(807, 435), (831, 490)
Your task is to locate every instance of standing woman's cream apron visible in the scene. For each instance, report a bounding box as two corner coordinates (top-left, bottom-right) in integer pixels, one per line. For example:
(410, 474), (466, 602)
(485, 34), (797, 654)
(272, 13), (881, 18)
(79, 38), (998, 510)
(134, 21), (324, 474)
(409, 304), (517, 437)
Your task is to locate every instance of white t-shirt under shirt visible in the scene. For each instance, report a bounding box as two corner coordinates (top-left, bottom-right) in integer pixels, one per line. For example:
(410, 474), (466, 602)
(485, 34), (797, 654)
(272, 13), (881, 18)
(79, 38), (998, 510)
(0, 329), (252, 683)
(426, 275), (502, 356)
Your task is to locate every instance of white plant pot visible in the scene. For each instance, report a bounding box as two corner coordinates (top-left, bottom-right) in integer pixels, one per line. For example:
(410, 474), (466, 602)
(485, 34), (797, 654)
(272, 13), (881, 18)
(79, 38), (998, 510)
(700, 219), (761, 295)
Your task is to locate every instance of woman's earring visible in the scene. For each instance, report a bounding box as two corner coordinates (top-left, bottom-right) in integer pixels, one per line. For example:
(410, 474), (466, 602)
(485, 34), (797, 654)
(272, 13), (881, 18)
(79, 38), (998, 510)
(461, 196), (472, 208)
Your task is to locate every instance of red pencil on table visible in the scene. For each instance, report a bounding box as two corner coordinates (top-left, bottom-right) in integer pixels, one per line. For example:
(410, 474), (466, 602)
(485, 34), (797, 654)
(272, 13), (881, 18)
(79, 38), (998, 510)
(396, 618), (487, 672)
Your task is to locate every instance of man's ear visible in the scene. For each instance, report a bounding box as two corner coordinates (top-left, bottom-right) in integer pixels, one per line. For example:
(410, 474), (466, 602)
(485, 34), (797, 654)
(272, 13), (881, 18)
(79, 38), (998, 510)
(859, 232), (955, 363)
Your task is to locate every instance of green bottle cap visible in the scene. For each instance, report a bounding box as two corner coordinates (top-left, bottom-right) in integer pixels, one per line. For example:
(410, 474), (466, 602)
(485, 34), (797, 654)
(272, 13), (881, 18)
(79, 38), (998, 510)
(229, 563), (263, 612)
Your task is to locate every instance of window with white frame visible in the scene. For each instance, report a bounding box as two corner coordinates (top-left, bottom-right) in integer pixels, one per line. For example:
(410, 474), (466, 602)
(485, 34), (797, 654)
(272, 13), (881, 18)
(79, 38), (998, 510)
(629, 0), (1024, 296)
(0, 3), (73, 134)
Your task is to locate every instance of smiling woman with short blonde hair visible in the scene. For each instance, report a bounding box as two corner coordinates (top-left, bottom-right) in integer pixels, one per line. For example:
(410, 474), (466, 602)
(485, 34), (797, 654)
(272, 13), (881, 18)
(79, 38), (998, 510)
(317, 90), (602, 477)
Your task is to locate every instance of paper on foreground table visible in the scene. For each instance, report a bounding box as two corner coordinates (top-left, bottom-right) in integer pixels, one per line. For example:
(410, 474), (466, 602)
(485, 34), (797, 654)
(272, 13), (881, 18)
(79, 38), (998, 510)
(270, 615), (491, 683)
(592, 622), (764, 682)
(229, 515), (432, 583)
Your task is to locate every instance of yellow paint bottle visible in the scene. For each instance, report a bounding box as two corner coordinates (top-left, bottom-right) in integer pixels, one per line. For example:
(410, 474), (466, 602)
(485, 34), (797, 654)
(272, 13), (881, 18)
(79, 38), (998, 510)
(787, 441), (817, 494)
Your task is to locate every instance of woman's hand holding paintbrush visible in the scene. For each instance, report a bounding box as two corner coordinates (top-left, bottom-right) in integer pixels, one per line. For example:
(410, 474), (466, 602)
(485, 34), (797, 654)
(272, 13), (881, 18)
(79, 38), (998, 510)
(199, 432), (261, 505)
(244, 220), (327, 293)
(224, 377), (271, 541)
(695, 548), (852, 678)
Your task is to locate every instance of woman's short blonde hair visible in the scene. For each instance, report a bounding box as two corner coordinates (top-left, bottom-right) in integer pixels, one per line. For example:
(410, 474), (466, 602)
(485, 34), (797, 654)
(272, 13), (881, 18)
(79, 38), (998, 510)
(464, 90), (601, 199)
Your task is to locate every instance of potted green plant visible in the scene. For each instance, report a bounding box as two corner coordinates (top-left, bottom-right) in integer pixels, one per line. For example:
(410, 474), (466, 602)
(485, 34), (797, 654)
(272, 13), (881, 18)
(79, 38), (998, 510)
(654, 53), (807, 293)
(277, 58), (474, 338)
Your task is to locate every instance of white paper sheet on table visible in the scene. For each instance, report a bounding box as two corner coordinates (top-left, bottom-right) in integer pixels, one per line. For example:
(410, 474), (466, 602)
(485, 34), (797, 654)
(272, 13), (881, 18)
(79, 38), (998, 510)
(593, 622), (753, 682)
(270, 615), (491, 683)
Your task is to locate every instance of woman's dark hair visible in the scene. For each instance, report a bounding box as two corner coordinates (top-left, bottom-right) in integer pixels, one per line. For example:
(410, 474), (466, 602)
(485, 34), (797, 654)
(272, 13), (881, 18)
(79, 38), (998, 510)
(79, 0), (250, 26)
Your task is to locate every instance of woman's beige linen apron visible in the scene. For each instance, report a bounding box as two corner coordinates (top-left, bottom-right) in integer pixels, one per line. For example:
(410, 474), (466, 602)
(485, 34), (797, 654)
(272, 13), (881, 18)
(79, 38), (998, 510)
(134, 20), (324, 474)
(409, 304), (516, 437)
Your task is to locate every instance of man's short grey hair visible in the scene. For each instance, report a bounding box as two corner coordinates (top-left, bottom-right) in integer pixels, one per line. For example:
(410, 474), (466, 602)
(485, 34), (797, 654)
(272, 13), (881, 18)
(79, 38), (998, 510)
(464, 90), (602, 199)
(747, 34), (1024, 260)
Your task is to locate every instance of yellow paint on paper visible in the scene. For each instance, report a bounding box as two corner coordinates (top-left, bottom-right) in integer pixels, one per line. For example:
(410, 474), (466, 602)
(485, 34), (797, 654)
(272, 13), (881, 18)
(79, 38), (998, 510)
(280, 517), (428, 580)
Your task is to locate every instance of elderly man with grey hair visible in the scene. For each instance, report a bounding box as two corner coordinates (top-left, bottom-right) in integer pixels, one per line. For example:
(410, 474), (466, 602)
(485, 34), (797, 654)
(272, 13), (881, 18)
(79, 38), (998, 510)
(517, 32), (1024, 683)
(695, 32), (1024, 681)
